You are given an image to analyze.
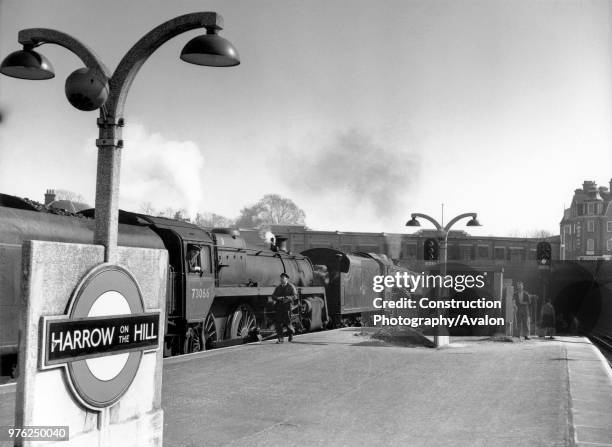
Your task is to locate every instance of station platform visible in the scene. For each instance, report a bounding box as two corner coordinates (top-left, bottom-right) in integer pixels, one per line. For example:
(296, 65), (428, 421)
(1, 329), (612, 446)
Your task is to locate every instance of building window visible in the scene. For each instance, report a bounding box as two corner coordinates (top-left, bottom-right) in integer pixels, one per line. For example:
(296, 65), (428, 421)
(494, 247), (505, 260)
(598, 203), (603, 214)
(448, 245), (460, 260)
(510, 248), (524, 264)
(565, 225), (571, 235)
(404, 243), (417, 259)
(608, 239), (612, 251)
(587, 203), (594, 215)
(460, 245), (474, 261)
(477, 245), (489, 258)
(587, 239), (594, 252)
(588, 220), (595, 232)
(607, 221), (612, 232)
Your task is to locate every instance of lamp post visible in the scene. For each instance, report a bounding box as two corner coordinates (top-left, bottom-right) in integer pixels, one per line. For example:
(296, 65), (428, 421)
(0, 12), (240, 263)
(406, 212), (481, 347)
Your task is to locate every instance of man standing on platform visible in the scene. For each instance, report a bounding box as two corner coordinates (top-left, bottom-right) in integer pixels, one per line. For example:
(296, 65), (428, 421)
(273, 273), (296, 343)
(515, 281), (531, 340)
(540, 297), (556, 339)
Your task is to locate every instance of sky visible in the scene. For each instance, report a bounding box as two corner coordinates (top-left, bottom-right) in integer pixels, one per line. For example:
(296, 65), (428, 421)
(0, 0), (611, 237)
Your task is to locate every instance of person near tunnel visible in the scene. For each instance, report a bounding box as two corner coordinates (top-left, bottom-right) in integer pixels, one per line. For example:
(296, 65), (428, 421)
(515, 281), (531, 340)
(539, 297), (556, 339)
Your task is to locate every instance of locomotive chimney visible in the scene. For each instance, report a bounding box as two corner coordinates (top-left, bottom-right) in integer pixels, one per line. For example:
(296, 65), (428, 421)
(275, 236), (288, 253)
(44, 189), (56, 205)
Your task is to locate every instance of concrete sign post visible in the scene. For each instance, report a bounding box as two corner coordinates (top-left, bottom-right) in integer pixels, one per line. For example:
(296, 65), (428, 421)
(16, 241), (167, 446)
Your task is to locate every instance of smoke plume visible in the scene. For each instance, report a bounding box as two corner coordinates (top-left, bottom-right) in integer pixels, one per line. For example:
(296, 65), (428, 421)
(119, 123), (204, 217)
(280, 128), (420, 218)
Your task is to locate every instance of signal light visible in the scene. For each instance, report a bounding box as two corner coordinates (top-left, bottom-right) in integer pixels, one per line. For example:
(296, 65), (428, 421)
(424, 238), (439, 261)
(536, 242), (552, 265)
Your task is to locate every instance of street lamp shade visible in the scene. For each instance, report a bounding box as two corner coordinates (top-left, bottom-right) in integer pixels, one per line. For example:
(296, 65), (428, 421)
(466, 217), (481, 227)
(0, 49), (55, 80)
(405, 217), (421, 227)
(180, 32), (240, 67)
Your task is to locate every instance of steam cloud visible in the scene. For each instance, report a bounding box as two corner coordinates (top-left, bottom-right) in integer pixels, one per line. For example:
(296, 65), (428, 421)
(281, 128), (420, 217)
(119, 124), (204, 217)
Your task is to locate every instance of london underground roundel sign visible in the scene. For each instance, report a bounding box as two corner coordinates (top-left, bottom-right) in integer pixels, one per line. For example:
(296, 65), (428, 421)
(40, 264), (160, 410)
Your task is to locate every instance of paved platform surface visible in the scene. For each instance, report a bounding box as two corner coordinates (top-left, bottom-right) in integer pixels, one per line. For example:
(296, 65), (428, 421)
(161, 330), (612, 447)
(1, 329), (611, 446)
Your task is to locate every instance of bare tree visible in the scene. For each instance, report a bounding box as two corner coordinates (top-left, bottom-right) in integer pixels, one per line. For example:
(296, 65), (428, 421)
(194, 212), (235, 228)
(156, 207), (178, 218)
(54, 189), (89, 205)
(172, 209), (190, 222)
(235, 194), (306, 228)
(139, 202), (156, 215)
(506, 228), (554, 238)
(528, 229), (554, 239)
(137, 205), (234, 226)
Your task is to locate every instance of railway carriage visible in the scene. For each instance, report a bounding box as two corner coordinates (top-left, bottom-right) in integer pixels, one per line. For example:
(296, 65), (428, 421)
(0, 196), (164, 375)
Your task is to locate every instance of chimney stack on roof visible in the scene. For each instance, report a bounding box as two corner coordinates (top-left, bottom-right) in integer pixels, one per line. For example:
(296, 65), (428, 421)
(44, 189), (56, 206)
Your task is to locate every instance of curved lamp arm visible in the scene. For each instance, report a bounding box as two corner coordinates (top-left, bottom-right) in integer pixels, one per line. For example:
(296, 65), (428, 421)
(17, 12), (226, 120)
(410, 213), (442, 231)
(443, 213), (477, 232)
(18, 28), (111, 78)
(106, 12), (223, 119)
(93, 12), (227, 262)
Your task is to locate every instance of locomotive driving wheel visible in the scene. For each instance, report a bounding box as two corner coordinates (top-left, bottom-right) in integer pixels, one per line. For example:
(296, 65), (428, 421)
(184, 324), (202, 354)
(203, 312), (217, 350)
(225, 304), (257, 340)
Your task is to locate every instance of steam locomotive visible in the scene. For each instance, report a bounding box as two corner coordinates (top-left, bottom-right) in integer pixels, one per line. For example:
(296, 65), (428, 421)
(0, 193), (415, 375)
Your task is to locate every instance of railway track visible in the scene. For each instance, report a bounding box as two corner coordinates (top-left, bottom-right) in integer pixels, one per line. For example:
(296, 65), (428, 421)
(588, 331), (612, 367)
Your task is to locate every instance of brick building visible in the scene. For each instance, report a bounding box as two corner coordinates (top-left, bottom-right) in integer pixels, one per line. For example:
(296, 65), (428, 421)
(560, 180), (612, 260)
(266, 224), (560, 274)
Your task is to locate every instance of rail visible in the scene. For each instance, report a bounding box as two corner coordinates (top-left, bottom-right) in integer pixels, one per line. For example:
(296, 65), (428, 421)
(588, 331), (612, 367)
